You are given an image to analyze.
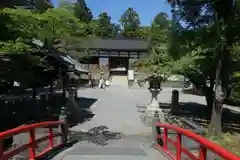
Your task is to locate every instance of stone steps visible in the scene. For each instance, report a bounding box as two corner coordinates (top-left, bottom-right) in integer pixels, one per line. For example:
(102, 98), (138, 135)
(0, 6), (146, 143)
(111, 76), (128, 87)
(53, 135), (168, 160)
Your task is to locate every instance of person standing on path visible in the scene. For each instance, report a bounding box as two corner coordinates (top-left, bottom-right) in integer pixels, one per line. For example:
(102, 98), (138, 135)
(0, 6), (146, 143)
(99, 69), (105, 89)
(91, 76), (95, 88)
(88, 72), (93, 88)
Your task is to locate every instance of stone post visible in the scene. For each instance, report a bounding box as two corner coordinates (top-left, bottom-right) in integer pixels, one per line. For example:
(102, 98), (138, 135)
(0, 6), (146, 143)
(152, 111), (160, 145)
(152, 111), (164, 146)
(171, 89), (179, 115)
(59, 106), (69, 143)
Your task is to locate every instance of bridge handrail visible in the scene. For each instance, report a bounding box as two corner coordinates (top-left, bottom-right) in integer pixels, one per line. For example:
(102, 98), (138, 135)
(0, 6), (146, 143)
(155, 123), (240, 160)
(0, 121), (68, 160)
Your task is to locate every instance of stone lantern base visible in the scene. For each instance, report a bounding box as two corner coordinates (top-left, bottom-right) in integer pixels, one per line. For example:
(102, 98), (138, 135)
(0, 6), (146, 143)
(148, 88), (161, 108)
(140, 88), (165, 125)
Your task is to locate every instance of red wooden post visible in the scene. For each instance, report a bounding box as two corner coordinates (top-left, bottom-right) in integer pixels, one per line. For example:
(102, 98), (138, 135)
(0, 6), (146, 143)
(48, 128), (54, 148)
(199, 145), (207, 160)
(29, 130), (36, 160)
(163, 128), (168, 150)
(176, 133), (182, 160)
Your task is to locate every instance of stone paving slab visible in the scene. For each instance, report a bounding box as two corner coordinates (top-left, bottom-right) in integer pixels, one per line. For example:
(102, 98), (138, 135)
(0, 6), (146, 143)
(53, 134), (169, 160)
(67, 146), (148, 156)
(61, 155), (150, 160)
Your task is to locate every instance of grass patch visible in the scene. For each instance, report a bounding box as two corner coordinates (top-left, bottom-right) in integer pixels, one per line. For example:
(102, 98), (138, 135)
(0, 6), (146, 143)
(206, 132), (240, 157)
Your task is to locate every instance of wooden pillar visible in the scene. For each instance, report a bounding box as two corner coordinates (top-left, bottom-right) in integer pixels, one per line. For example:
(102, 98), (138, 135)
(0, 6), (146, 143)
(108, 53), (111, 71)
(98, 51), (100, 69)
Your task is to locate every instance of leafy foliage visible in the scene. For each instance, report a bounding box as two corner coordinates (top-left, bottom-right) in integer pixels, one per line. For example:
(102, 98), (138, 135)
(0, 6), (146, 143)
(0, 40), (32, 53)
(133, 12), (172, 77)
(0, 8), (40, 42)
(58, 0), (75, 14)
(94, 12), (120, 38)
(74, 0), (93, 23)
(120, 8), (141, 37)
(167, 0), (240, 135)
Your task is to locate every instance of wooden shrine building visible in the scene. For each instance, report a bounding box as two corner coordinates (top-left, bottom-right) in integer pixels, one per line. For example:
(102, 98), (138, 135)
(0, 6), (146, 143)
(80, 38), (150, 77)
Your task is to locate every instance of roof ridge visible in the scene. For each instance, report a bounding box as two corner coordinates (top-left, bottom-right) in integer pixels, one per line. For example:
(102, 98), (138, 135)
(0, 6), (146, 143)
(87, 37), (149, 41)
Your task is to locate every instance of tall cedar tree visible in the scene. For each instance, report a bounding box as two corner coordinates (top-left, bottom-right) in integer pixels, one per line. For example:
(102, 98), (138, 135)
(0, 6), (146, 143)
(168, 0), (237, 135)
(74, 0), (93, 23)
(120, 8), (140, 37)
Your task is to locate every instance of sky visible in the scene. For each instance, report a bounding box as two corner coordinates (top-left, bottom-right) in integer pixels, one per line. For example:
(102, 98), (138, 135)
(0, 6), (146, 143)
(51, 0), (172, 26)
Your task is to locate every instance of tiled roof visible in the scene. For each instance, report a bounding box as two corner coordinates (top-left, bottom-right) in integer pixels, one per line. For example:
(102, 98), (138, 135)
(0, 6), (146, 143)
(82, 38), (150, 52)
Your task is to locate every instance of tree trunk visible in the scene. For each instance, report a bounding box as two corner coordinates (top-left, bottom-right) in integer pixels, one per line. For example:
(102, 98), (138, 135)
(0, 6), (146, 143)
(208, 58), (223, 136)
(205, 91), (213, 120)
(204, 78), (215, 120)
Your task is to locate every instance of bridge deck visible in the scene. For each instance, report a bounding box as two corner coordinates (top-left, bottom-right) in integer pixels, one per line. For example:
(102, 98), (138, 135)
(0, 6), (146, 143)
(52, 135), (168, 160)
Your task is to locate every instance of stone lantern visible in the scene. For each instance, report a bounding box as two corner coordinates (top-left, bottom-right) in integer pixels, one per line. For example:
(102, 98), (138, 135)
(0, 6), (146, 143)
(144, 75), (163, 122)
(66, 65), (78, 100)
(147, 75), (162, 108)
(60, 64), (77, 117)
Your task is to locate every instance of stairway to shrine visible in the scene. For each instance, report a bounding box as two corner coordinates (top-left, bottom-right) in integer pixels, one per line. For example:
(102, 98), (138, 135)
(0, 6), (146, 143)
(111, 76), (128, 87)
(52, 133), (168, 160)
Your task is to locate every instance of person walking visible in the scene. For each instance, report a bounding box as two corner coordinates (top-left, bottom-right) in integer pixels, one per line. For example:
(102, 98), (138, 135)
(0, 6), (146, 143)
(99, 69), (104, 89)
(88, 72), (92, 88)
(91, 76), (95, 88)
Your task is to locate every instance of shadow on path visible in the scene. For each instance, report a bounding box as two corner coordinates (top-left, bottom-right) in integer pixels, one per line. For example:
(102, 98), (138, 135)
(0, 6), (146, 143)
(67, 97), (97, 128)
(69, 125), (123, 146)
(160, 102), (240, 133)
(182, 88), (204, 96)
(37, 140), (78, 160)
(75, 97), (98, 109)
(38, 126), (123, 159)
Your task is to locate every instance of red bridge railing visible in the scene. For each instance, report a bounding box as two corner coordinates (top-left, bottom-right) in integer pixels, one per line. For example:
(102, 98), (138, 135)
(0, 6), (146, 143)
(0, 121), (68, 160)
(155, 123), (240, 160)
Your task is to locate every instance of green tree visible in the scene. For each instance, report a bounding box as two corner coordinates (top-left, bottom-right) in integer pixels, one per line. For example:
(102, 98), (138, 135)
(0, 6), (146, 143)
(0, 0), (28, 8)
(40, 8), (88, 57)
(112, 23), (121, 37)
(0, 0), (52, 11)
(58, 0), (75, 14)
(74, 0), (93, 22)
(120, 8), (141, 37)
(95, 12), (113, 37)
(94, 12), (121, 37)
(0, 8), (41, 48)
(0, 7), (89, 96)
(167, 0), (239, 135)
(133, 12), (171, 76)
(35, 0), (53, 12)
(151, 12), (170, 44)
(136, 26), (151, 39)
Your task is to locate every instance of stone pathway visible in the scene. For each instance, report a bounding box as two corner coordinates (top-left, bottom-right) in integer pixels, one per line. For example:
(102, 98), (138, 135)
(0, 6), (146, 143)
(53, 86), (171, 160)
(51, 86), (240, 160)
